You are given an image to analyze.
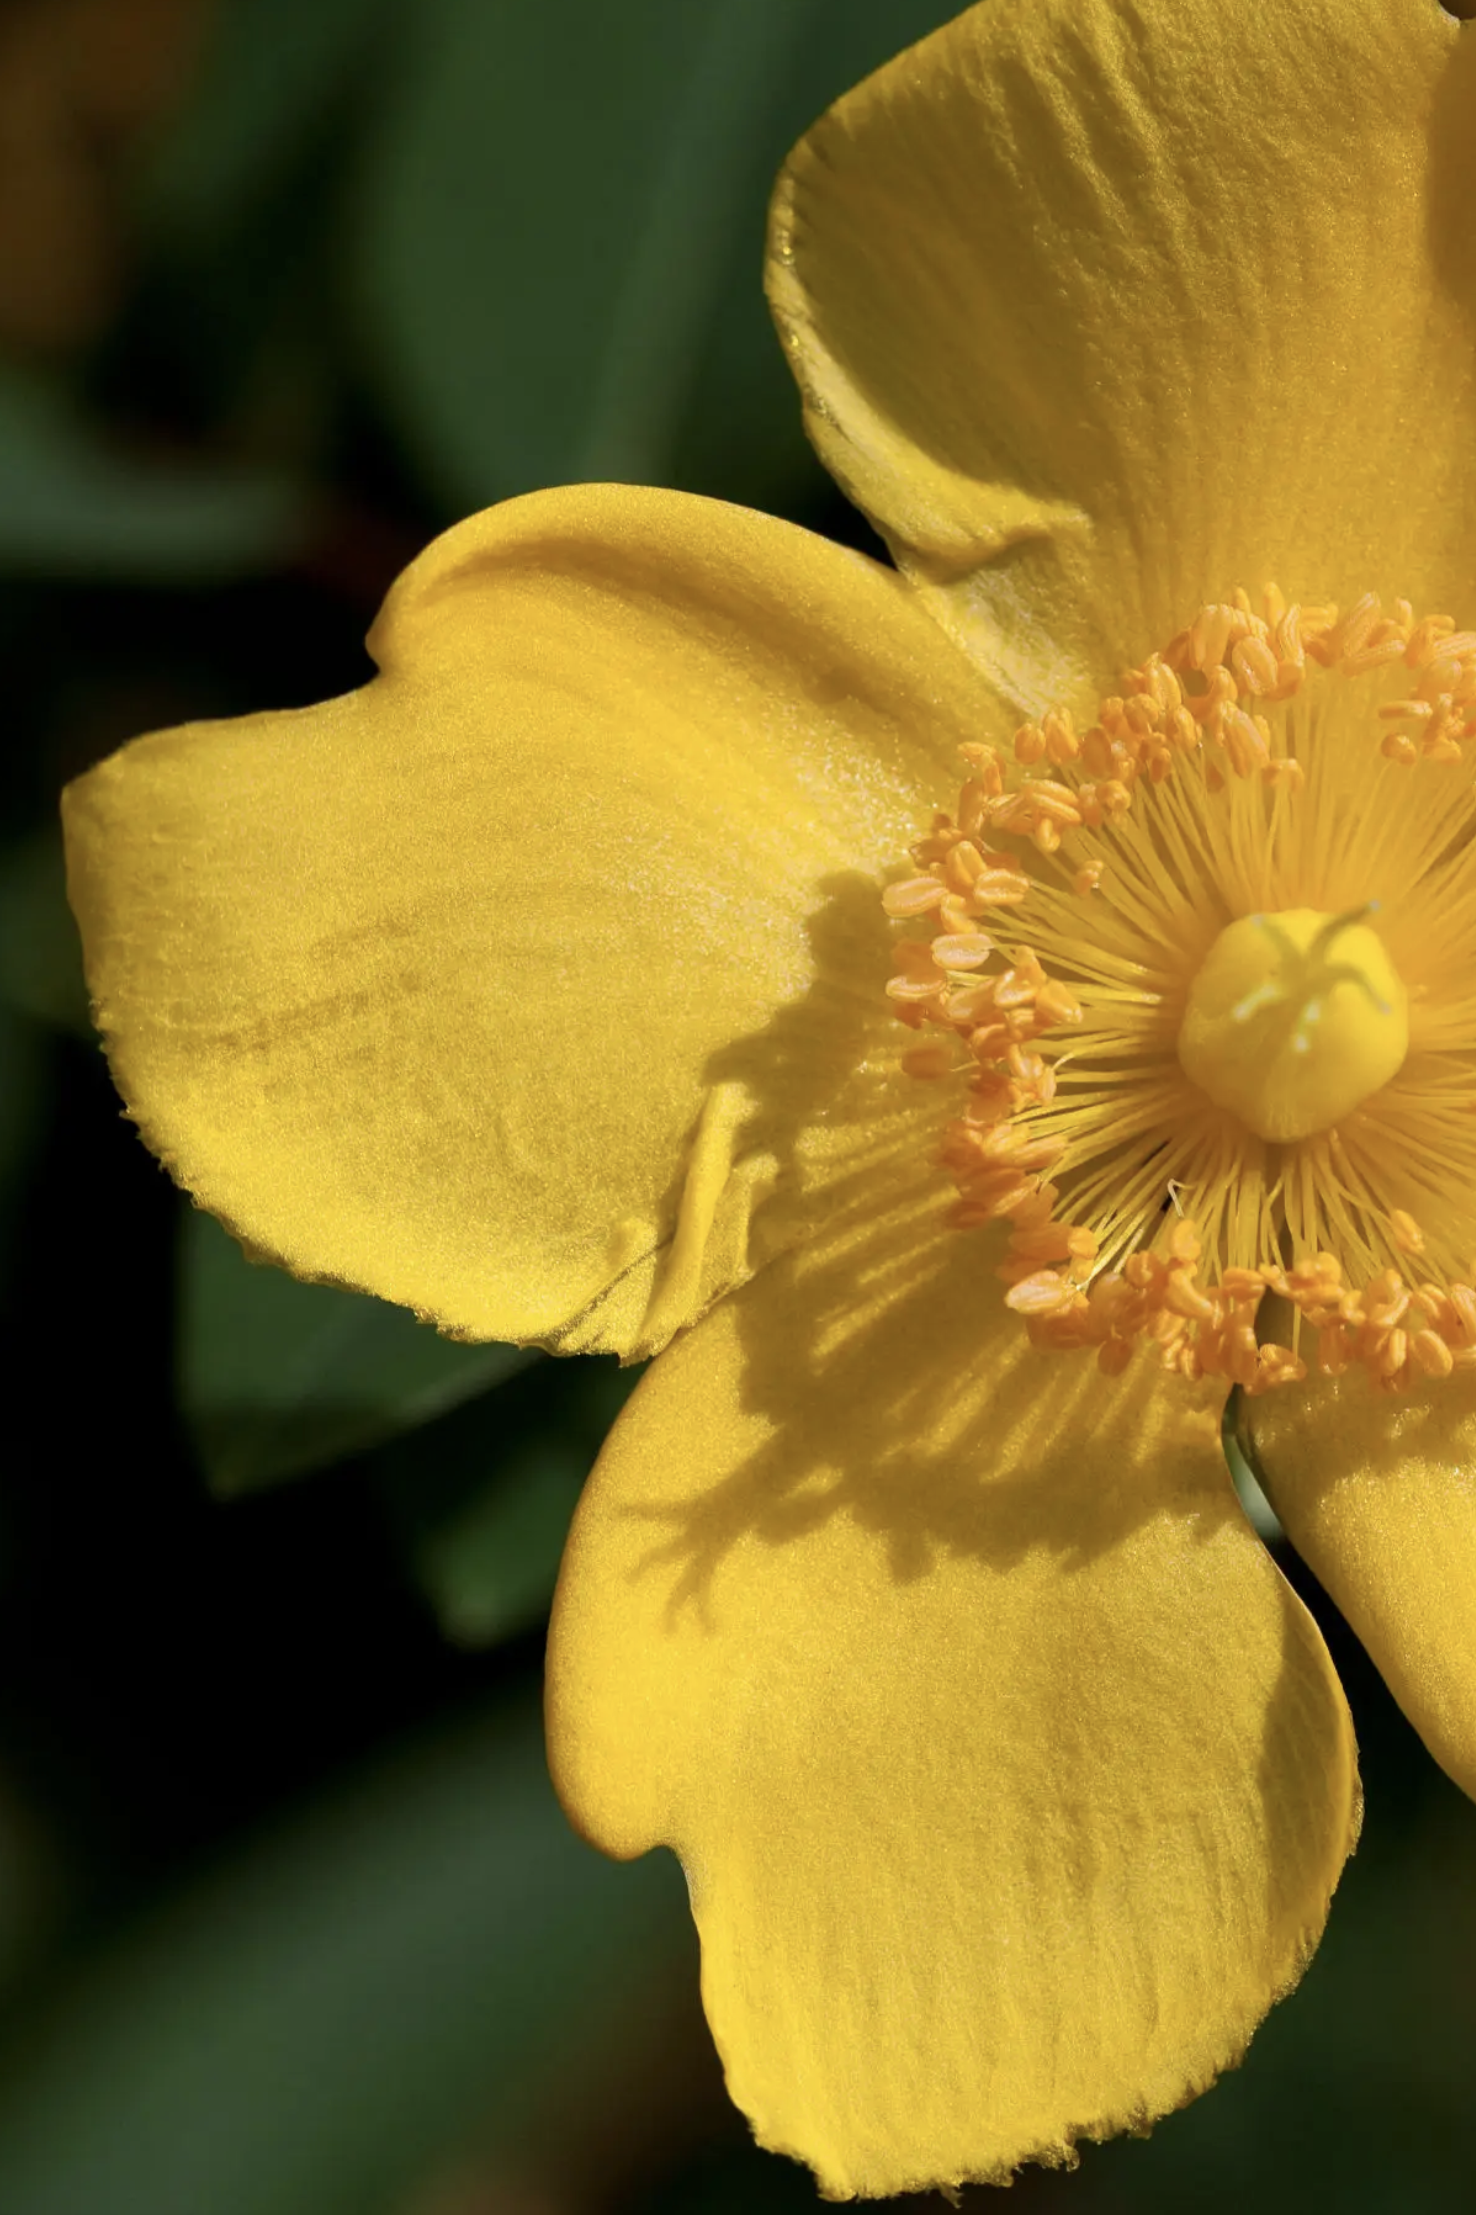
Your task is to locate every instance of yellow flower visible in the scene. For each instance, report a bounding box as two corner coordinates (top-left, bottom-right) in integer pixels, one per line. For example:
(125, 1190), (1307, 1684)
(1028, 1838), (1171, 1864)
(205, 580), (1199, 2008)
(59, 0), (1476, 2198)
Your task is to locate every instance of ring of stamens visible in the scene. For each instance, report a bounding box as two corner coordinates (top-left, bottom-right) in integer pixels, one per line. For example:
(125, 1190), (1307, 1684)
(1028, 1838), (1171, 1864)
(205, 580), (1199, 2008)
(885, 587), (1476, 1394)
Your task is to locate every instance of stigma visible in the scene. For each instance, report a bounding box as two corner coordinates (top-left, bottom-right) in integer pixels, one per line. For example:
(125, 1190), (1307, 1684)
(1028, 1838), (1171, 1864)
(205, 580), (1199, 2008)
(884, 586), (1476, 1395)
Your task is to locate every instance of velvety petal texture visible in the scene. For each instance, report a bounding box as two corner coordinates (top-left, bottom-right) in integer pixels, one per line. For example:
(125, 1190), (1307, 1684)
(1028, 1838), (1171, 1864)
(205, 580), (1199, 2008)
(63, 484), (996, 1354)
(549, 1187), (1360, 2199)
(1246, 1371), (1476, 1802)
(768, 0), (1476, 710)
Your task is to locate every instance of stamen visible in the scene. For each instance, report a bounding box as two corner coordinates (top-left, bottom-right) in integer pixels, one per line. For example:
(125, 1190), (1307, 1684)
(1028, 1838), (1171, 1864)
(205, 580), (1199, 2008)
(884, 585), (1476, 1395)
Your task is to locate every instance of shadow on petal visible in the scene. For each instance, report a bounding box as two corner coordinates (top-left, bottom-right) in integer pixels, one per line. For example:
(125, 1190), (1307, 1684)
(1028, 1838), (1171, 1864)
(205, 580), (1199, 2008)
(1429, 22), (1476, 332)
(559, 868), (930, 1358)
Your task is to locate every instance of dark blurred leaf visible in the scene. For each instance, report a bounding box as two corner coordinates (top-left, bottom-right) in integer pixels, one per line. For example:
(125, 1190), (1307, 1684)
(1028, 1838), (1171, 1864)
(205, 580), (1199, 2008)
(181, 1210), (535, 1495)
(0, 1692), (691, 2215)
(143, 0), (399, 246)
(0, 828), (88, 1035)
(0, 1006), (44, 1202)
(349, 0), (960, 512)
(637, 2147), (822, 2215)
(351, 0), (794, 505)
(667, 0), (972, 515)
(371, 1351), (641, 1650)
(412, 1441), (586, 1649)
(0, 364), (307, 578)
(0, 1764), (66, 2012)
(0, 1008), (48, 1316)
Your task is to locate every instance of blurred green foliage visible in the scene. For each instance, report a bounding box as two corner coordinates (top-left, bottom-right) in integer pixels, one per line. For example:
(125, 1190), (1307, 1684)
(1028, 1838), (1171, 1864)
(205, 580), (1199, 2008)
(181, 1210), (535, 1498)
(0, 1700), (690, 2215)
(345, 0), (953, 511)
(0, 826), (88, 1033)
(0, 0), (1473, 2211)
(0, 360), (307, 577)
(372, 1360), (639, 1651)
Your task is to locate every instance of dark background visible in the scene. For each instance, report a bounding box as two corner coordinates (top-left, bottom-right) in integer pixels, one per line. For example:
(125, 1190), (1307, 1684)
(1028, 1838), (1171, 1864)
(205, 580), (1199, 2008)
(0, 1), (1473, 2208)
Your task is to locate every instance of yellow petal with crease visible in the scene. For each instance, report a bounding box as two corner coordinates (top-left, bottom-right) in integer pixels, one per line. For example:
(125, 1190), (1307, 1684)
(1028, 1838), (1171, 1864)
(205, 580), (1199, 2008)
(1245, 1369), (1476, 1801)
(768, 0), (1476, 711)
(63, 485), (992, 1354)
(548, 1185), (1359, 2199)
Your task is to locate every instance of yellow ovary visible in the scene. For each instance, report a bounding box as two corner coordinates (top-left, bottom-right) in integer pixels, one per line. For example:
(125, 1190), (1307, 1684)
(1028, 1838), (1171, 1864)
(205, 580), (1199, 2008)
(886, 588), (1476, 1395)
(1177, 907), (1409, 1144)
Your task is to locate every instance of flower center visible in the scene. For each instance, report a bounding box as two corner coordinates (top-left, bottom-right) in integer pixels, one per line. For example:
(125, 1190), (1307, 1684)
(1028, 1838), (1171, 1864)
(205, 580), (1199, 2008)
(884, 587), (1476, 1394)
(1176, 906), (1408, 1143)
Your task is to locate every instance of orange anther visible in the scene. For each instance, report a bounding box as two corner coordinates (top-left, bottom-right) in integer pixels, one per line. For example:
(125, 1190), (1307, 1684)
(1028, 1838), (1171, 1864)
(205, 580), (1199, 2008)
(1390, 1210), (1425, 1255)
(1004, 1271), (1084, 1317)
(883, 877), (945, 916)
(1231, 635), (1280, 694)
(1377, 1328), (1409, 1380)
(1412, 1330), (1455, 1378)
(900, 1045), (955, 1080)
(959, 742), (1007, 795)
(931, 933), (995, 970)
(945, 839), (986, 889)
(1034, 980), (1084, 1027)
(1167, 1220), (1202, 1266)
(1162, 1276), (1216, 1323)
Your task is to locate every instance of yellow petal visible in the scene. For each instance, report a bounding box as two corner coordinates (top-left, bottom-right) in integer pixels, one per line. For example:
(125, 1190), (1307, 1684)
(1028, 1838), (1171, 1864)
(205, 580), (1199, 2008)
(1244, 1368), (1476, 1802)
(548, 1184), (1359, 2198)
(768, 0), (1476, 709)
(63, 484), (992, 1354)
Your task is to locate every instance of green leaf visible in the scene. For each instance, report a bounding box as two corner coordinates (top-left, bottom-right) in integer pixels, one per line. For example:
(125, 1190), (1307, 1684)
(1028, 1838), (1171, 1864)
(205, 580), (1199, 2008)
(667, 0), (976, 514)
(0, 364), (306, 579)
(180, 1210), (535, 1495)
(371, 1354), (641, 1650)
(350, 0), (961, 513)
(0, 829), (89, 1036)
(411, 1441), (588, 1648)
(0, 1693), (691, 2215)
(144, 0), (399, 248)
